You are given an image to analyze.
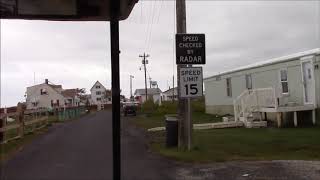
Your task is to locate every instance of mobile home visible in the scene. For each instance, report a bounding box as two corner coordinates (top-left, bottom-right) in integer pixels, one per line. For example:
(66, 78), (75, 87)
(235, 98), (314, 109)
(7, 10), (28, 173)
(204, 48), (320, 127)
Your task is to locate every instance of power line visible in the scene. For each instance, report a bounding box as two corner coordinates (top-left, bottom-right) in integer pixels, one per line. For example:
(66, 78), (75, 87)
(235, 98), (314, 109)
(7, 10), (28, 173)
(146, 0), (160, 52)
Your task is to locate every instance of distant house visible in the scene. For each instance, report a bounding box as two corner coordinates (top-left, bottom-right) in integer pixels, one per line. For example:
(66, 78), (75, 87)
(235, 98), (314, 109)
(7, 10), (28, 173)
(90, 81), (112, 109)
(134, 88), (162, 104)
(161, 87), (178, 101)
(61, 89), (81, 107)
(26, 79), (82, 110)
(204, 48), (320, 127)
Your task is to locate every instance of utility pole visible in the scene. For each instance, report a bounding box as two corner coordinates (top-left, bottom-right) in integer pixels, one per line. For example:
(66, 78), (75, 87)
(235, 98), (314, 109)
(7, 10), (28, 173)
(176, 0), (191, 150)
(130, 75), (134, 100)
(149, 77), (152, 88)
(139, 53), (149, 101)
(172, 75), (175, 102)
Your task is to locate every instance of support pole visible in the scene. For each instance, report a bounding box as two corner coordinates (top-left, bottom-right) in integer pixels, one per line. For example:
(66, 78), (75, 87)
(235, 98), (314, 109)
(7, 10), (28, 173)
(130, 75), (134, 99)
(176, 0), (191, 150)
(294, 111), (298, 127)
(139, 53), (149, 101)
(312, 110), (316, 125)
(144, 59), (148, 100)
(110, 0), (121, 179)
(277, 112), (282, 128)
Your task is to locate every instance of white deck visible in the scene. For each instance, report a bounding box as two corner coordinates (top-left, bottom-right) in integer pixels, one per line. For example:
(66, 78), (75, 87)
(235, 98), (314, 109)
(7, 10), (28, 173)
(260, 104), (316, 113)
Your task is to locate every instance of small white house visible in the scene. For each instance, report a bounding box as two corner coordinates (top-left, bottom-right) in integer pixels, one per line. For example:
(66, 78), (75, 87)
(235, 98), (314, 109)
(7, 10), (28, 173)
(162, 87), (178, 101)
(204, 48), (320, 127)
(26, 79), (81, 110)
(134, 88), (162, 104)
(90, 81), (112, 109)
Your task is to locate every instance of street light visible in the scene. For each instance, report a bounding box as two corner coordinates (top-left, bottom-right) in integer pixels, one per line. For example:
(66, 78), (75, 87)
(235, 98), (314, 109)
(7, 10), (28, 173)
(130, 75), (134, 100)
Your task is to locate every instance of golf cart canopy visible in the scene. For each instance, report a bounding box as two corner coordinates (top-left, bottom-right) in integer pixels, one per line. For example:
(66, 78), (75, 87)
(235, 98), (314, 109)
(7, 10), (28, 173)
(0, 0), (138, 21)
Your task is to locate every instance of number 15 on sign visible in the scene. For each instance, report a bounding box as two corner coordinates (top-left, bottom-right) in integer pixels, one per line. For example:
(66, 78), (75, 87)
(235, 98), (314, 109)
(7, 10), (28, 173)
(179, 67), (203, 98)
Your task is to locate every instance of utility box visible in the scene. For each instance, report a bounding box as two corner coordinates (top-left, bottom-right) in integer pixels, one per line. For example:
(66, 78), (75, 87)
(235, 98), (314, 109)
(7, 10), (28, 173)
(165, 114), (178, 148)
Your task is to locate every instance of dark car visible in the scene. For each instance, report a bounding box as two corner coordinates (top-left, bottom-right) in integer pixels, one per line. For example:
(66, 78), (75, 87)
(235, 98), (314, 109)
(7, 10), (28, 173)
(123, 103), (137, 116)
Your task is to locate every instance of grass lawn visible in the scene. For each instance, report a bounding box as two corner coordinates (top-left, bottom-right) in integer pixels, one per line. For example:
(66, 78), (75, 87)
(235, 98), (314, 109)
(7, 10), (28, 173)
(132, 112), (222, 130)
(150, 127), (320, 162)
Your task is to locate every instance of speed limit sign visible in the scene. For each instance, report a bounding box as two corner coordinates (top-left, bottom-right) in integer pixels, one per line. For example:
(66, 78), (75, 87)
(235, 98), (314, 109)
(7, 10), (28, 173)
(179, 67), (203, 98)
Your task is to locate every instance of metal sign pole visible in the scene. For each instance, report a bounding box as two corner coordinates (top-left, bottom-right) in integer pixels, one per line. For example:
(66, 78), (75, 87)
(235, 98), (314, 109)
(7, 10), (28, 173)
(110, 0), (121, 179)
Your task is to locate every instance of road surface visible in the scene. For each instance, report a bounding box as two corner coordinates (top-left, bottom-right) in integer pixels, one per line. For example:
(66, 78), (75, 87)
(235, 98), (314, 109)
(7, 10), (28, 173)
(1, 111), (177, 180)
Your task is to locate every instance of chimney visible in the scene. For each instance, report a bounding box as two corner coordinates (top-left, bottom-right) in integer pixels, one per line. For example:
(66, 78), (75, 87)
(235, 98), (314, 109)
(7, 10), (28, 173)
(45, 79), (48, 84)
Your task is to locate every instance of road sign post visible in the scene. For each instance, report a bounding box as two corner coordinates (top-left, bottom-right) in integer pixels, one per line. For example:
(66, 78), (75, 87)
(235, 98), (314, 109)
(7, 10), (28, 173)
(176, 32), (205, 151)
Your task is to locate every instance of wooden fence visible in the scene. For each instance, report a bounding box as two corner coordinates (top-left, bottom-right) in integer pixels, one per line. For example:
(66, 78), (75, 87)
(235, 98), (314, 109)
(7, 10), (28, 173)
(0, 106), (86, 144)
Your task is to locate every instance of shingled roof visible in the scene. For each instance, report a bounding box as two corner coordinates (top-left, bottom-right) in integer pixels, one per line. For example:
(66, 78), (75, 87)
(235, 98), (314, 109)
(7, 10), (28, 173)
(134, 88), (162, 95)
(61, 89), (78, 98)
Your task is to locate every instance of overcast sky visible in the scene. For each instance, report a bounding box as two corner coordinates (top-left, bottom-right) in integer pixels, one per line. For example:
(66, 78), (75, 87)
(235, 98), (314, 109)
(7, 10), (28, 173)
(1, 1), (319, 107)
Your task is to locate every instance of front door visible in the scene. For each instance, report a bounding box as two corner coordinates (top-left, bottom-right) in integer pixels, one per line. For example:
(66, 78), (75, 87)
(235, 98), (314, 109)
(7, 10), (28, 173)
(301, 59), (315, 104)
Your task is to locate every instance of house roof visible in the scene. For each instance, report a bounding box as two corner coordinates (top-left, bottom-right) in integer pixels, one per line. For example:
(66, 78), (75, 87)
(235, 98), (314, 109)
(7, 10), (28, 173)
(162, 87), (177, 94)
(90, 81), (106, 91)
(61, 89), (78, 98)
(48, 84), (62, 89)
(134, 88), (162, 95)
(204, 48), (320, 80)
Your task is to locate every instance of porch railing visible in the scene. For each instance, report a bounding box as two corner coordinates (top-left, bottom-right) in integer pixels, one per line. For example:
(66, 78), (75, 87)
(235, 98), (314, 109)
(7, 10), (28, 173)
(234, 88), (277, 121)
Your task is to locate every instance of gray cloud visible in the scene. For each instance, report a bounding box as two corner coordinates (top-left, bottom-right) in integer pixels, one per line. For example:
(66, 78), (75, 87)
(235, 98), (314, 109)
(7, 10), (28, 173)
(1, 1), (319, 106)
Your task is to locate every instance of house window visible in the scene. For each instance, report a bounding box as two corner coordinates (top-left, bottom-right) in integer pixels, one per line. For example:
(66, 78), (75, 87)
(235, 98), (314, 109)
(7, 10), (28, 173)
(97, 98), (101, 101)
(96, 85), (101, 89)
(96, 91), (101, 95)
(245, 74), (252, 90)
(226, 78), (232, 97)
(280, 69), (289, 94)
(40, 88), (48, 95)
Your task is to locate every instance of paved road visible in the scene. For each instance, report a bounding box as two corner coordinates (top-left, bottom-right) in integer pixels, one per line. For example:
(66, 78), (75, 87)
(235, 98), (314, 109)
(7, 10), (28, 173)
(1, 111), (177, 180)
(1, 110), (320, 180)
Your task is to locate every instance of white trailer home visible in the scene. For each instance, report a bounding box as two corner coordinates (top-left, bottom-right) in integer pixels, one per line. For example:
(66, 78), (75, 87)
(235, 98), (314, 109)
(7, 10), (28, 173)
(204, 48), (320, 127)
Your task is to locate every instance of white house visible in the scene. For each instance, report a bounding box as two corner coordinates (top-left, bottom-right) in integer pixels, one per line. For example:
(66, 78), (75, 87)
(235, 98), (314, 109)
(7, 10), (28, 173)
(134, 88), (162, 104)
(162, 87), (178, 101)
(90, 81), (112, 108)
(26, 79), (81, 110)
(204, 48), (320, 127)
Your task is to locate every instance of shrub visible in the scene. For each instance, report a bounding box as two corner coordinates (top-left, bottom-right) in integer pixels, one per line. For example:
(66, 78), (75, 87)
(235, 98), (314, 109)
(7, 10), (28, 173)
(191, 97), (205, 113)
(141, 97), (159, 114)
(157, 101), (178, 114)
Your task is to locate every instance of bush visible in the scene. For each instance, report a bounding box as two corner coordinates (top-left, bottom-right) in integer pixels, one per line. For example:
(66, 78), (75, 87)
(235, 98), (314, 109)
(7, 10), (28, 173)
(140, 97), (205, 115)
(141, 98), (159, 114)
(191, 97), (205, 113)
(157, 101), (177, 114)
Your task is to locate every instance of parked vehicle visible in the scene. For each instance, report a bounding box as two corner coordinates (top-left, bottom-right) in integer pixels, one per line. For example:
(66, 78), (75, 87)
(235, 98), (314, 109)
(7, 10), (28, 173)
(122, 102), (137, 116)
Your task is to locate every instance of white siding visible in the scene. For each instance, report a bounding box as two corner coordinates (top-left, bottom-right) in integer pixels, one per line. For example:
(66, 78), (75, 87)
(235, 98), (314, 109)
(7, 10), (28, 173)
(90, 81), (108, 105)
(26, 84), (65, 110)
(204, 54), (320, 115)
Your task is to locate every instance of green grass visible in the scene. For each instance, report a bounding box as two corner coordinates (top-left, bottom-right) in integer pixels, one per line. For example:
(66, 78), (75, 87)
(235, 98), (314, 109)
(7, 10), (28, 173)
(132, 112), (222, 130)
(150, 127), (320, 162)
